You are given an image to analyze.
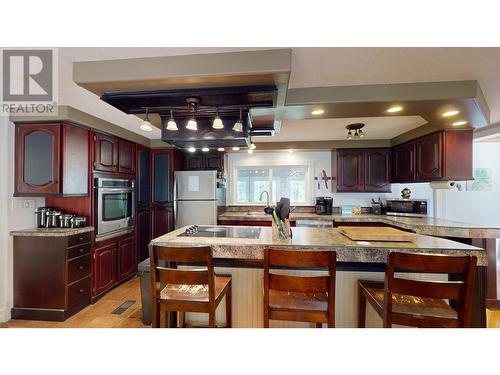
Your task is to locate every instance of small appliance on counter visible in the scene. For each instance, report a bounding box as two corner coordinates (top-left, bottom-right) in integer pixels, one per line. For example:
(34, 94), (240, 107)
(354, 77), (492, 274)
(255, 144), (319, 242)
(315, 196), (333, 215)
(385, 199), (428, 217)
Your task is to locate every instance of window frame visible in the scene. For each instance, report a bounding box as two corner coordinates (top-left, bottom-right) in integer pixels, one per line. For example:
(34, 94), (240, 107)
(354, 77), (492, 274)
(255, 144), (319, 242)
(230, 160), (314, 206)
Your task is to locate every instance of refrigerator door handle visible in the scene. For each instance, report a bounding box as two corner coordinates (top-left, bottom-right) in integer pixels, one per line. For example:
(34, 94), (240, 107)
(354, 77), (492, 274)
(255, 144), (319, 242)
(173, 176), (178, 228)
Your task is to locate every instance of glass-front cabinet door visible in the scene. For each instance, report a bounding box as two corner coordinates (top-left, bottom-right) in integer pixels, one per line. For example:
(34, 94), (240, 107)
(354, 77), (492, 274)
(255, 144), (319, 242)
(15, 124), (61, 195)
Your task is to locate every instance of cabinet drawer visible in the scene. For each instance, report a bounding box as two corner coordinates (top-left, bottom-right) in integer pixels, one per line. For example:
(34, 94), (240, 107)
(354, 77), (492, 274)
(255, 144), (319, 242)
(67, 254), (91, 284)
(67, 244), (91, 260)
(68, 276), (91, 309)
(67, 232), (92, 248)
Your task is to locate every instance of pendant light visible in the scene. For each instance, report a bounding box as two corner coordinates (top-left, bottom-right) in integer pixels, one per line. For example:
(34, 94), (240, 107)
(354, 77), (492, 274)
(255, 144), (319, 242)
(166, 110), (178, 131)
(212, 107), (224, 129)
(186, 117), (197, 131)
(140, 108), (153, 132)
(233, 108), (243, 132)
(186, 98), (199, 131)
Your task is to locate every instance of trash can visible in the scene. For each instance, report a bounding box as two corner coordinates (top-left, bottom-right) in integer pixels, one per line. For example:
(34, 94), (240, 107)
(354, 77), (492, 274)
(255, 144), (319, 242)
(138, 258), (152, 325)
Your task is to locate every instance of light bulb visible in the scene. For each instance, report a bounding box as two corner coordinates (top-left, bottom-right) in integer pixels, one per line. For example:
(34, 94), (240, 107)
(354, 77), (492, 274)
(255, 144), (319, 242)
(233, 120), (243, 132)
(359, 130), (365, 138)
(186, 118), (197, 131)
(247, 149), (254, 154)
(201, 147), (209, 152)
(212, 116), (224, 129)
(217, 147), (225, 152)
(140, 120), (153, 132)
(187, 147), (196, 153)
(232, 147), (240, 151)
(347, 130), (353, 139)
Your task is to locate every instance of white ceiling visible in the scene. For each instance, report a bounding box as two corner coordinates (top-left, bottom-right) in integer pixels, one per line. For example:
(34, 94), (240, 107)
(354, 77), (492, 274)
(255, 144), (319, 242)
(57, 47), (500, 141)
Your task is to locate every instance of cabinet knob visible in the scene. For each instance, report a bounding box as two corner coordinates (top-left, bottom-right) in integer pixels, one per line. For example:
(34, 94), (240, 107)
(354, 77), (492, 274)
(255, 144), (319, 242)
(78, 237), (84, 241)
(79, 248), (85, 253)
(78, 265), (84, 270)
(79, 289), (85, 293)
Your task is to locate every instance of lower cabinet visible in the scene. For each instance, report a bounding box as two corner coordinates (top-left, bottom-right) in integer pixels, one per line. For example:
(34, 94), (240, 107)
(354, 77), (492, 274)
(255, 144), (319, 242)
(152, 205), (174, 238)
(137, 209), (152, 262)
(92, 233), (136, 300)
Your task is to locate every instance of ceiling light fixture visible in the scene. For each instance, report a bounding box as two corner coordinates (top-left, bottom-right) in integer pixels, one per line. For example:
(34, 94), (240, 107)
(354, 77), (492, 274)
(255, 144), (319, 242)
(201, 147), (209, 152)
(166, 109), (178, 131)
(233, 108), (243, 132)
(140, 108), (153, 132)
(217, 147), (225, 152)
(452, 120), (468, 127)
(185, 98), (199, 131)
(232, 147), (240, 151)
(212, 107), (224, 129)
(442, 110), (459, 117)
(346, 123), (365, 140)
(288, 149), (294, 153)
(311, 109), (324, 116)
(386, 105), (403, 113)
(188, 147), (196, 153)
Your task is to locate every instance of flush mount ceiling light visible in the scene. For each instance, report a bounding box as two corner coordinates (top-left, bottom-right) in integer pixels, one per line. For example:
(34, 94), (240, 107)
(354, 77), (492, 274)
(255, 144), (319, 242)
(212, 107), (224, 129)
(233, 108), (243, 132)
(217, 147), (225, 152)
(452, 120), (468, 126)
(201, 147), (210, 152)
(311, 109), (324, 116)
(140, 108), (153, 132)
(346, 123), (365, 139)
(442, 110), (459, 117)
(188, 147), (196, 153)
(166, 110), (178, 131)
(232, 146), (240, 151)
(386, 105), (403, 113)
(288, 149), (294, 153)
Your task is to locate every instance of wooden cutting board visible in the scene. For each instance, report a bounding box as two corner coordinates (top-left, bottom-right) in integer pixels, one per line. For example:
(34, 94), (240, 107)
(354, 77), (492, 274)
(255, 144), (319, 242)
(338, 226), (416, 242)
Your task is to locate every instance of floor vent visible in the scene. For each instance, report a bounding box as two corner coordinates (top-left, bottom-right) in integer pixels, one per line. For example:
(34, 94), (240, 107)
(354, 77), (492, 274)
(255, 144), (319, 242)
(111, 300), (135, 315)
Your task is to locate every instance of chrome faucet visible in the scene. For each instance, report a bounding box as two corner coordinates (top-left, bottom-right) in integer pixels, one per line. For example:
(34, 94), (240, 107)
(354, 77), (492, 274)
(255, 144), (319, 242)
(259, 190), (270, 206)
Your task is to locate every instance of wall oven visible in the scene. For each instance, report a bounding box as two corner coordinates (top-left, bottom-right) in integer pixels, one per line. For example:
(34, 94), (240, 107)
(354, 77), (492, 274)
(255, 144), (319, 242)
(95, 178), (135, 242)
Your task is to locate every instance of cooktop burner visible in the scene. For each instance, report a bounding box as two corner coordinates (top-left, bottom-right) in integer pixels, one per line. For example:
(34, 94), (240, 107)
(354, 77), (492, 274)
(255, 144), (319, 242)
(178, 225), (261, 239)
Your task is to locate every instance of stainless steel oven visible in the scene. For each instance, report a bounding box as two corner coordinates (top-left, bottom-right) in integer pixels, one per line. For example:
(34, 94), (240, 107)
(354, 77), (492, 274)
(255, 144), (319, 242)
(95, 178), (135, 242)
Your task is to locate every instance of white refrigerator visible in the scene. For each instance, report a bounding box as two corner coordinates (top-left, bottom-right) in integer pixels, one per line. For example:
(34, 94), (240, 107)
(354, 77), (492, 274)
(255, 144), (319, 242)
(173, 170), (224, 228)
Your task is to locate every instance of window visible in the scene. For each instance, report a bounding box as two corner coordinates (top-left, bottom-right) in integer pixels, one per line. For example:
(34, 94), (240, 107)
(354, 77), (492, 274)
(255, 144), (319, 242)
(233, 164), (311, 205)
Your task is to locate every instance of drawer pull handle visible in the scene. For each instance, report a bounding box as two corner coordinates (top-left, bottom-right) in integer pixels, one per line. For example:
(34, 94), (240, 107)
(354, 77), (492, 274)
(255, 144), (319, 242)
(78, 265), (84, 270)
(78, 237), (84, 241)
(79, 289), (85, 293)
(79, 248), (85, 253)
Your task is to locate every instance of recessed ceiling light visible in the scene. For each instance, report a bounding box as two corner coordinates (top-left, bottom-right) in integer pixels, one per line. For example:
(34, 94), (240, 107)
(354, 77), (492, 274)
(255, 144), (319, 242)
(311, 109), (324, 116)
(201, 147), (209, 152)
(442, 110), (459, 117)
(250, 143), (256, 150)
(232, 147), (240, 151)
(386, 105), (403, 113)
(288, 149), (294, 153)
(217, 147), (225, 152)
(187, 147), (196, 153)
(452, 121), (468, 127)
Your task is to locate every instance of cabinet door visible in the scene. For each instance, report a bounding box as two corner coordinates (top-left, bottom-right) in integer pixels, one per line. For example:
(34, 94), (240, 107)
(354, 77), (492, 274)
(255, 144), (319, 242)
(94, 133), (119, 173)
(136, 146), (151, 208)
(184, 154), (204, 170)
(416, 132), (443, 181)
(152, 206), (173, 238)
(137, 210), (151, 262)
(364, 149), (391, 192)
(152, 150), (171, 204)
(336, 149), (364, 192)
(93, 242), (117, 296)
(118, 236), (136, 281)
(205, 153), (224, 171)
(118, 139), (136, 175)
(15, 124), (61, 195)
(393, 141), (416, 182)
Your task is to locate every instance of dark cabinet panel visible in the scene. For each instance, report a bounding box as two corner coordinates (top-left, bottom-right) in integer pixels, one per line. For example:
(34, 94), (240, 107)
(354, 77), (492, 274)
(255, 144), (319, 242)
(118, 139), (136, 175)
(93, 242), (117, 297)
(94, 133), (119, 173)
(205, 154), (224, 171)
(185, 155), (204, 170)
(152, 151), (171, 204)
(61, 124), (89, 195)
(184, 152), (224, 172)
(364, 149), (391, 192)
(136, 146), (151, 207)
(152, 206), (173, 238)
(137, 210), (151, 262)
(416, 132), (443, 181)
(393, 141), (416, 182)
(442, 129), (473, 180)
(336, 149), (364, 192)
(118, 236), (136, 281)
(15, 124), (60, 195)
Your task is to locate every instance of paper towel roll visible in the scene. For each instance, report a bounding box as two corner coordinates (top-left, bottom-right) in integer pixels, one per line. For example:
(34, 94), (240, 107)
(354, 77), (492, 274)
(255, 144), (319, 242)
(429, 180), (456, 189)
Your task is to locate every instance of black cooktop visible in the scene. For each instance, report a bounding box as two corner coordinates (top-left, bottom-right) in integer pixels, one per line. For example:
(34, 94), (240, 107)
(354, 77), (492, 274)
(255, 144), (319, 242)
(178, 225), (261, 239)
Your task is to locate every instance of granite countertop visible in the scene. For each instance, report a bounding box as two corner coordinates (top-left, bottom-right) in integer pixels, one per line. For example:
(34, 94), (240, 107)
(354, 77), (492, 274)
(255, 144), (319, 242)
(218, 211), (500, 239)
(151, 225), (487, 266)
(10, 226), (94, 237)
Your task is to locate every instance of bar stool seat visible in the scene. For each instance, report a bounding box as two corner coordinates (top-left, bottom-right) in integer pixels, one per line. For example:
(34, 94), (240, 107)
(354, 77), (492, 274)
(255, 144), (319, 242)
(269, 290), (328, 312)
(359, 280), (458, 321)
(160, 275), (231, 303)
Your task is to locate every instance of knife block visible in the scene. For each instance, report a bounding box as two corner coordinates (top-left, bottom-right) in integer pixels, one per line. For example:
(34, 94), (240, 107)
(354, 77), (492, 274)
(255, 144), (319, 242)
(272, 218), (292, 241)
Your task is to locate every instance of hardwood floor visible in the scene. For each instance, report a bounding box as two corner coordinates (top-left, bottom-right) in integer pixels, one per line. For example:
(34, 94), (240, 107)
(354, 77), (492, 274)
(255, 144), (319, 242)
(1, 277), (148, 328)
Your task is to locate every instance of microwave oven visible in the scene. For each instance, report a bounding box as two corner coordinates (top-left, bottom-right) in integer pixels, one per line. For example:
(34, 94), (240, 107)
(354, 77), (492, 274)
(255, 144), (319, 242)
(385, 199), (428, 217)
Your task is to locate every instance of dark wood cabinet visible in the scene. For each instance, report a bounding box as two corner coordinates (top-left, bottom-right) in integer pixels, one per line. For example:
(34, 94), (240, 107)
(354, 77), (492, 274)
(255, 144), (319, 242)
(15, 123), (89, 196)
(93, 132), (119, 173)
(336, 148), (391, 192)
(152, 205), (174, 238)
(118, 236), (136, 280)
(152, 149), (172, 204)
(118, 139), (136, 175)
(93, 242), (117, 297)
(12, 231), (93, 321)
(416, 132), (443, 180)
(136, 145), (151, 208)
(184, 152), (224, 172)
(137, 209), (151, 262)
(392, 141), (416, 182)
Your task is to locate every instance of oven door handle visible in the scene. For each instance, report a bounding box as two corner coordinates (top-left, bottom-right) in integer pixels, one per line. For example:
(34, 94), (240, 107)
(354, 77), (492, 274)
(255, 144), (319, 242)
(98, 188), (134, 193)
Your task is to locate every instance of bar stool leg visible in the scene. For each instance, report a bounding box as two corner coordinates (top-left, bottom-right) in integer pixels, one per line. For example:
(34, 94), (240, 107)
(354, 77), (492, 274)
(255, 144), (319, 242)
(179, 312), (185, 328)
(152, 302), (160, 328)
(209, 311), (216, 328)
(315, 323), (322, 328)
(358, 284), (366, 328)
(225, 283), (232, 328)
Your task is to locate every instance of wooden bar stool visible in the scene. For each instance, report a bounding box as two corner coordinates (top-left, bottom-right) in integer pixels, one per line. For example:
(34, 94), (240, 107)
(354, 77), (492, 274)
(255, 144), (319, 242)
(149, 245), (232, 328)
(264, 248), (336, 328)
(358, 252), (477, 328)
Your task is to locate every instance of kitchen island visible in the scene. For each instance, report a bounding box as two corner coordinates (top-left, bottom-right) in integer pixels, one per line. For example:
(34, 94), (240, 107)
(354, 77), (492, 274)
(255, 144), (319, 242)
(151, 225), (487, 328)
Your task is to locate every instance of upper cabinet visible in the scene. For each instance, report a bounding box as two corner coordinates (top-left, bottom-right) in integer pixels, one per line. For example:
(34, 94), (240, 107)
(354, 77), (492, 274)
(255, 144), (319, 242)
(136, 145), (151, 207)
(335, 148), (391, 193)
(118, 139), (136, 175)
(93, 132), (136, 175)
(15, 123), (89, 196)
(184, 152), (224, 172)
(392, 129), (472, 183)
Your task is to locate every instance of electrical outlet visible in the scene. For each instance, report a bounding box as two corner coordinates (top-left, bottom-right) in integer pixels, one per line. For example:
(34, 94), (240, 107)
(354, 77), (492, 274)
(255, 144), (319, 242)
(11, 199), (36, 211)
